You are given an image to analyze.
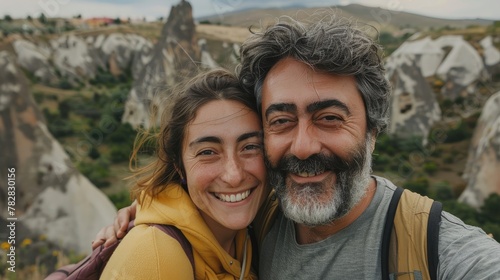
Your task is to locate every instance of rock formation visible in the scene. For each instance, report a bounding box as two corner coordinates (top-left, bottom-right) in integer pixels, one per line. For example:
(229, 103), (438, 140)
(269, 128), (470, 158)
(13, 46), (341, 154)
(89, 33), (154, 78)
(480, 36), (500, 67)
(12, 39), (58, 85)
(12, 32), (154, 88)
(385, 52), (442, 143)
(50, 34), (99, 84)
(0, 51), (117, 254)
(434, 35), (487, 100)
(480, 36), (500, 80)
(389, 36), (444, 77)
(459, 91), (500, 208)
(122, 0), (201, 128)
(199, 38), (219, 69)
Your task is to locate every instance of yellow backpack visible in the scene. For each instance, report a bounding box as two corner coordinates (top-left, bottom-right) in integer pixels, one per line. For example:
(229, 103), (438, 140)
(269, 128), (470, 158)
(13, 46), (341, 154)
(382, 187), (442, 280)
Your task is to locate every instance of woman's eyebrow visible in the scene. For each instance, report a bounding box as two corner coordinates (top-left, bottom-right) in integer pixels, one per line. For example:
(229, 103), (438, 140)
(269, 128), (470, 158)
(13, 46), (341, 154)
(237, 131), (263, 142)
(189, 136), (221, 147)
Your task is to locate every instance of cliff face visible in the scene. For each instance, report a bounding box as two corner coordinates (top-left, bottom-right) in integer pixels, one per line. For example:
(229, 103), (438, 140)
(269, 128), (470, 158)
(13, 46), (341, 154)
(12, 39), (58, 84)
(122, 0), (201, 128)
(384, 34), (500, 143)
(0, 51), (116, 254)
(12, 32), (154, 87)
(480, 35), (500, 82)
(434, 35), (488, 100)
(459, 91), (500, 208)
(385, 40), (442, 142)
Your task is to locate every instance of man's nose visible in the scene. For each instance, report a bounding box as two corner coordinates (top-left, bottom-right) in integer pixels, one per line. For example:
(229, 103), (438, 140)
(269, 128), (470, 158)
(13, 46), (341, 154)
(220, 155), (245, 187)
(290, 122), (321, 160)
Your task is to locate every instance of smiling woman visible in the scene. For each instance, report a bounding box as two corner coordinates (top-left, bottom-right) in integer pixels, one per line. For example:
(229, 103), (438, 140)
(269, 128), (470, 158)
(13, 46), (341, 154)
(99, 69), (266, 280)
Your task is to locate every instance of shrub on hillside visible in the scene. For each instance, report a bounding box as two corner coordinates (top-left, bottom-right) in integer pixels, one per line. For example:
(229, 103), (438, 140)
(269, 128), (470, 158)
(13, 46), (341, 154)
(78, 159), (110, 188)
(403, 176), (429, 196)
(423, 161), (438, 175)
(480, 193), (500, 224)
(109, 145), (131, 163)
(108, 191), (133, 210)
(432, 181), (455, 201)
(48, 118), (74, 138)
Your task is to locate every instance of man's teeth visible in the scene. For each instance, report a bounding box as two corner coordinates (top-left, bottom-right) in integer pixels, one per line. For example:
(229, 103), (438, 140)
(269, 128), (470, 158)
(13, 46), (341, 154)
(215, 190), (251, 202)
(296, 171), (322, 177)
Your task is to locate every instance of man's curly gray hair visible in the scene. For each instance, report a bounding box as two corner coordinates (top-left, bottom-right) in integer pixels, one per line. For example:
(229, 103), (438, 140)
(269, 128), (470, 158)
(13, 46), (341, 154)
(237, 15), (390, 136)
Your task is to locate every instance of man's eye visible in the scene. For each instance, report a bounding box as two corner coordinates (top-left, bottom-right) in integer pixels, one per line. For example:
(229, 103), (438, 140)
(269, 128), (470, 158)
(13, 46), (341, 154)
(270, 118), (290, 126)
(322, 115), (341, 121)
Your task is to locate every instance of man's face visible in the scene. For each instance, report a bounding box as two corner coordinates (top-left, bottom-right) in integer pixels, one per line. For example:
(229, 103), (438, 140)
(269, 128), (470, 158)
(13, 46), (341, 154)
(261, 58), (374, 226)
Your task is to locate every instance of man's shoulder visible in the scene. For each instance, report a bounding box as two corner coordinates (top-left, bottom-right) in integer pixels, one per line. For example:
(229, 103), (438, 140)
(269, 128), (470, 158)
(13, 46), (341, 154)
(437, 210), (500, 279)
(373, 175), (398, 192)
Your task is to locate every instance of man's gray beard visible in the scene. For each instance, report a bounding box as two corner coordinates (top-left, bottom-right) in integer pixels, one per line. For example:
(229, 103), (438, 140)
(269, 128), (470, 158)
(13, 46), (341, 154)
(269, 137), (372, 227)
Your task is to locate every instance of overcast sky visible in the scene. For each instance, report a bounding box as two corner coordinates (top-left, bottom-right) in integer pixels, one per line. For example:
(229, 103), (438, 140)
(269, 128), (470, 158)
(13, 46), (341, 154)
(1, 0), (499, 21)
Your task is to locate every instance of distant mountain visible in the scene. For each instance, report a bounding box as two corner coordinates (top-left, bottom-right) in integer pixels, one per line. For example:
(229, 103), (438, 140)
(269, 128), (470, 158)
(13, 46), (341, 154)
(197, 3), (495, 31)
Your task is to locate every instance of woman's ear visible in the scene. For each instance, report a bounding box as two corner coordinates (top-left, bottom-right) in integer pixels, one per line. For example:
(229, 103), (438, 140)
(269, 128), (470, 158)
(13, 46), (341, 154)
(174, 165), (186, 185)
(174, 165), (182, 177)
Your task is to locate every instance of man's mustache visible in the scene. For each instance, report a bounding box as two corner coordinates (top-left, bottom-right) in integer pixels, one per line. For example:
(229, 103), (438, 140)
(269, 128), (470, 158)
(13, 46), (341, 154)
(269, 153), (354, 175)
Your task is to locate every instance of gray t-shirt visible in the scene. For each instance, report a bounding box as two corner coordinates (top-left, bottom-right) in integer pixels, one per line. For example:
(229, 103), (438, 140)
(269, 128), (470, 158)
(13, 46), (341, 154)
(259, 176), (500, 280)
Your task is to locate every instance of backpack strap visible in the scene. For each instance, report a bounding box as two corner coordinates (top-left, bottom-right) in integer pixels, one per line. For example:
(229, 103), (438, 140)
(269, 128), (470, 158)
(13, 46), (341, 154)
(382, 187), (443, 280)
(427, 201), (442, 280)
(151, 224), (195, 276)
(381, 186), (404, 280)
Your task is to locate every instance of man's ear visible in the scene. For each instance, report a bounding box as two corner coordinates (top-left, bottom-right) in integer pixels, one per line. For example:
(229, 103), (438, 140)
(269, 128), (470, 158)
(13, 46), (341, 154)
(370, 130), (377, 153)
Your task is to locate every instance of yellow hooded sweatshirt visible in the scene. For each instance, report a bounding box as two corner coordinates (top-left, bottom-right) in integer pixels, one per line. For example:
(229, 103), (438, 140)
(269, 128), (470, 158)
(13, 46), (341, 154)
(101, 184), (257, 280)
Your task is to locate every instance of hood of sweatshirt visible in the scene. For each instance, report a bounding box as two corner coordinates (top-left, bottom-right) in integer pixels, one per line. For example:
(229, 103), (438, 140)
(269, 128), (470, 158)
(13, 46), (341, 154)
(134, 184), (254, 279)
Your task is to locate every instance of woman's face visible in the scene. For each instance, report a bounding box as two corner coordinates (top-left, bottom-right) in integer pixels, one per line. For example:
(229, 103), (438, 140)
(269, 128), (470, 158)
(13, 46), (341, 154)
(182, 99), (266, 233)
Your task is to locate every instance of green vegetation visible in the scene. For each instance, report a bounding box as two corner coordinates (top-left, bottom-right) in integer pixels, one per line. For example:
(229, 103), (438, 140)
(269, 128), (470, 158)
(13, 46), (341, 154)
(78, 159), (111, 188)
(40, 82), (137, 190)
(0, 234), (86, 279)
(373, 130), (499, 242)
(378, 31), (413, 55)
(109, 190), (133, 210)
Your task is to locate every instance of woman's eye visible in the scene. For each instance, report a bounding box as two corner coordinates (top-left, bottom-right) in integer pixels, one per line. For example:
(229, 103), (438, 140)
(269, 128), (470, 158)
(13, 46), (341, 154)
(197, 150), (215, 156)
(244, 143), (262, 151)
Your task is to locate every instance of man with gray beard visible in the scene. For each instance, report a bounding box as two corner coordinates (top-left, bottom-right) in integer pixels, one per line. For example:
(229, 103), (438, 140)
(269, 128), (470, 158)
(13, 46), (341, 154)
(267, 135), (372, 226)
(236, 16), (500, 280)
(95, 15), (500, 280)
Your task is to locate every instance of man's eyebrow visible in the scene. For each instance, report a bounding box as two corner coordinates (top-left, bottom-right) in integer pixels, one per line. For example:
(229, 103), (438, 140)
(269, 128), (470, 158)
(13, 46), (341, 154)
(264, 103), (297, 119)
(307, 99), (351, 115)
(237, 131), (262, 142)
(189, 136), (221, 147)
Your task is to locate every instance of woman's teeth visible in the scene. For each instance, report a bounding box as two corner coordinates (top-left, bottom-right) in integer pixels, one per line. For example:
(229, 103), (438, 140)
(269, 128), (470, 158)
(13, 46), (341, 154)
(214, 190), (251, 202)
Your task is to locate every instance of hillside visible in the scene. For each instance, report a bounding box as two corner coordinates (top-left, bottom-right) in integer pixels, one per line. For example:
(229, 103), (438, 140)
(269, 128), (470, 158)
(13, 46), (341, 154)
(197, 3), (495, 32)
